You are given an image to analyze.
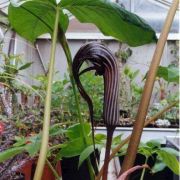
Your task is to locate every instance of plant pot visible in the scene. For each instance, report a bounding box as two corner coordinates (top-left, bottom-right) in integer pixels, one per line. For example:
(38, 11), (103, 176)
(16, 159), (61, 180)
(119, 154), (174, 180)
(61, 151), (99, 180)
(61, 156), (91, 180)
(95, 127), (178, 143)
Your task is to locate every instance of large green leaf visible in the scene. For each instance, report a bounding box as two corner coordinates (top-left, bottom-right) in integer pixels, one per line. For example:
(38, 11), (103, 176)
(157, 149), (180, 175)
(59, 137), (86, 158)
(66, 123), (91, 140)
(60, 0), (156, 46)
(160, 147), (179, 157)
(8, 1), (69, 42)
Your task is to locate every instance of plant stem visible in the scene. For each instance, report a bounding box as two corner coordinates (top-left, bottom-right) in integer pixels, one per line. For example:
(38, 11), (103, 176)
(59, 34), (85, 129)
(140, 157), (148, 180)
(59, 34), (95, 180)
(120, 0), (179, 175)
(33, 8), (60, 180)
(49, 144), (63, 151)
(46, 159), (61, 180)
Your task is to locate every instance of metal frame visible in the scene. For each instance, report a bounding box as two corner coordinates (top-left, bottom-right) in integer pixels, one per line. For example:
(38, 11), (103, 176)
(39, 32), (180, 40)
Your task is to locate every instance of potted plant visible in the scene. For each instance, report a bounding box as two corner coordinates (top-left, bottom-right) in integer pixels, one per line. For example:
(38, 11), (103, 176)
(118, 139), (179, 180)
(0, 0), (178, 180)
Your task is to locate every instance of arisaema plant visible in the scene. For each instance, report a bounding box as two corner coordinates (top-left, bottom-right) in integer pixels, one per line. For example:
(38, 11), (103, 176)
(7, 0), (157, 179)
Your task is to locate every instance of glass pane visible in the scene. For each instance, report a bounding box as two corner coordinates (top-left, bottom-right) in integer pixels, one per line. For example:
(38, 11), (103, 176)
(133, 0), (179, 33)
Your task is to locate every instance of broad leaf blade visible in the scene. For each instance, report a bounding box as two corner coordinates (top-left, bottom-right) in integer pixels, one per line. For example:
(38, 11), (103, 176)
(157, 149), (180, 175)
(59, 138), (86, 158)
(8, 2), (54, 42)
(60, 0), (156, 46)
(66, 123), (91, 140)
(8, 1), (69, 42)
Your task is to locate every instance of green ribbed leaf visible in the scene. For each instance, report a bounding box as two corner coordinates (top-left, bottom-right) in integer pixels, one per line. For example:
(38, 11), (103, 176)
(60, 0), (156, 46)
(8, 1), (69, 42)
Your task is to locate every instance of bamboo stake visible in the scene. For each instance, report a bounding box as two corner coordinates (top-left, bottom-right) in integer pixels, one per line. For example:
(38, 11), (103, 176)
(119, 0), (179, 174)
(95, 101), (178, 180)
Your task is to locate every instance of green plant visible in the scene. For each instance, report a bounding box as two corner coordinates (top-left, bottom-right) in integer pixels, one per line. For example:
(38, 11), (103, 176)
(148, 64), (179, 123)
(0, 47), (33, 116)
(118, 139), (180, 179)
(123, 66), (143, 118)
(157, 64), (179, 83)
(58, 122), (123, 168)
(115, 47), (132, 63)
(33, 71), (103, 123)
(7, 0), (156, 179)
(0, 122), (66, 178)
(138, 139), (180, 179)
(96, 101), (178, 180)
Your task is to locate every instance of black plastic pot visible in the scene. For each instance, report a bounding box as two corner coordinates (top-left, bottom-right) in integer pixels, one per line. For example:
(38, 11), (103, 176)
(61, 151), (99, 180)
(61, 156), (91, 180)
(119, 153), (174, 180)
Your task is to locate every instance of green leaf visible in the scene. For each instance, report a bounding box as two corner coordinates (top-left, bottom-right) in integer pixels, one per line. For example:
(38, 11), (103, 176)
(131, 70), (140, 81)
(13, 136), (26, 147)
(146, 139), (161, 149)
(25, 142), (41, 156)
(60, 0), (156, 46)
(117, 144), (128, 157)
(138, 146), (152, 158)
(18, 62), (33, 70)
(95, 133), (106, 144)
(157, 149), (180, 175)
(0, 147), (25, 163)
(25, 134), (41, 156)
(78, 144), (102, 168)
(66, 123), (91, 140)
(160, 147), (179, 157)
(8, 1), (69, 42)
(151, 158), (166, 174)
(112, 134), (123, 145)
(157, 66), (179, 83)
(59, 137), (86, 158)
(49, 124), (66, 136)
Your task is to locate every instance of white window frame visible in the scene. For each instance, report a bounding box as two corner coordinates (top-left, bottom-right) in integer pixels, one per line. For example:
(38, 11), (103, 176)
(39, 32), (180, 41)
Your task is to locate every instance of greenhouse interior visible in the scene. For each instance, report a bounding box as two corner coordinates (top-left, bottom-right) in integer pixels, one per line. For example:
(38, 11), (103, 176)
(0, 0), (179, 180)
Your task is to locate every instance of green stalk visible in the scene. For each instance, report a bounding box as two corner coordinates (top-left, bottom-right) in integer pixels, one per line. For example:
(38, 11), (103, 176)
(49, 144), (63, 151)
(59, 34), (95, 180)
(59, 35), (85, 127)
(46, 159), (61, 180)
(33, 8), (60, 180)
(140, 157), (148, 180)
